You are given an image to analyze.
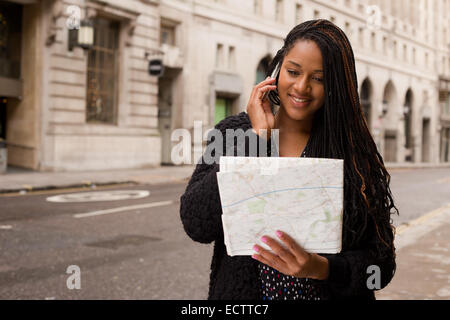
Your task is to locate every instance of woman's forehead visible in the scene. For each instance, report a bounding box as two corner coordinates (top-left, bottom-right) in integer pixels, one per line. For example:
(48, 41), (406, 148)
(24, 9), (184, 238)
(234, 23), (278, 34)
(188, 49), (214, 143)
(285, 40), (323, 71)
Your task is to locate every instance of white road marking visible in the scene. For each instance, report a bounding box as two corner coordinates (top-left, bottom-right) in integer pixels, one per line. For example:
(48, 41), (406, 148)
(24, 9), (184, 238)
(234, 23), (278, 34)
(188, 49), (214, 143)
(73, 200), (174, 219)
(396, 203), (450, 235)
(0, 225), (12, 230)
(394, 203), (450, 250)
(47, 190), (150, 203)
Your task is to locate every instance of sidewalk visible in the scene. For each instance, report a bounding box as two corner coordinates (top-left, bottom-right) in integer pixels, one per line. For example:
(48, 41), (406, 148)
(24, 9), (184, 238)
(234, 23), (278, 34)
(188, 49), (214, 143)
(0, 165), (196, 194)
(375, 204), (450, 300)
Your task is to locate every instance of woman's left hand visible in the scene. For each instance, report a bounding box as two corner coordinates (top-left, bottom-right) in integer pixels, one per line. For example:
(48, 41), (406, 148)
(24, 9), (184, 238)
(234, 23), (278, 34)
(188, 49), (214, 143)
(252, 230), (330, 281)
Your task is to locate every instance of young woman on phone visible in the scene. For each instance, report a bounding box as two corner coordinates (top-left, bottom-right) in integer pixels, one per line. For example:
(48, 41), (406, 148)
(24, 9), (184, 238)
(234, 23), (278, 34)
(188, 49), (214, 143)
(180, 19), (398, 300)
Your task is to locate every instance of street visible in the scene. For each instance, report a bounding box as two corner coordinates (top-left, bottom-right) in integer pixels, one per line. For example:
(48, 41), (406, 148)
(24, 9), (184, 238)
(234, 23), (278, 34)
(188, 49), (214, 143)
(0, 167), (449, 299)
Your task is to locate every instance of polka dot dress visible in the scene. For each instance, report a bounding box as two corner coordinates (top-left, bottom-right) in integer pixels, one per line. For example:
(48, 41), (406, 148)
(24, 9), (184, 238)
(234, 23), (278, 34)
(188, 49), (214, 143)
(258, 264), (322, 300)
(257, 141), (321, 300)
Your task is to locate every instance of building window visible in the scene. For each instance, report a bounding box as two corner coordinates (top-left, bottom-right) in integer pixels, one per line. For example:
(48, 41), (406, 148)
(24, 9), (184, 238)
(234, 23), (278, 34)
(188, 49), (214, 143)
(371, 32), (376, 51)
(393, 40), (397, 59)
(440, 91), (450, 115)
(254, 0), (262, 15)
(295, 4), (303, 24)
(255, 56), (271, 84)
(228, 46), (236, 70)
(403, 43), (407, 62)
(0, 2), (22, 79)
(160, 24), (176, 46)
(382, 36), (387, 55)
(86, 17), (120, 124)
(344, 21), (351, 38)
(358, 26), (364, 47)
(314, 10), (320, 19)
(275, 0), (283, 22)
(216, 43), (224, 68)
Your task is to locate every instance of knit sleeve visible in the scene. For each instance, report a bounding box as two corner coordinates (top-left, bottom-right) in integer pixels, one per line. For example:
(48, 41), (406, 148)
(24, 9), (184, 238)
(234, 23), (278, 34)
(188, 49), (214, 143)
(179, 114), (273, 244)
(317, 218), (396, 298)
(179, 124), (226, 244)
(179, 160), (222, 244)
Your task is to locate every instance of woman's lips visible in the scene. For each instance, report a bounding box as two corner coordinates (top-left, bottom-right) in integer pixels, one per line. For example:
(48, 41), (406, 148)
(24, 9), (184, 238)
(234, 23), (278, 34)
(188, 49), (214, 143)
(288, 95), (312, 108)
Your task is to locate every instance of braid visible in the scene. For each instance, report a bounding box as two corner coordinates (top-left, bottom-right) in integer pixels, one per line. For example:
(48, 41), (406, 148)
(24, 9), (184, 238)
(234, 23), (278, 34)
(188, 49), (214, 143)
(267, 19), (399, 260)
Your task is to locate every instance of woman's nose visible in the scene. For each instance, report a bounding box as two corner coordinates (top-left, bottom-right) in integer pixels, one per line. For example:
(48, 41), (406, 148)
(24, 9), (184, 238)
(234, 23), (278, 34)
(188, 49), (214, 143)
(293, 75), (311, 94)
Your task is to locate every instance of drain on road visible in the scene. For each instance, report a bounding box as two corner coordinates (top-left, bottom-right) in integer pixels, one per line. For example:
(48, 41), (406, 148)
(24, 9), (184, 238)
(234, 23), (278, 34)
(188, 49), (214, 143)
(84, 234), (161, 250)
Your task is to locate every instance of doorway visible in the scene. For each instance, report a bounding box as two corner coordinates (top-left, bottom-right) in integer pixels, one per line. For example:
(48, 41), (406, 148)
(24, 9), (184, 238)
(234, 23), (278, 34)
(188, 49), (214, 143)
(215, 97), (233, 125)
(384, 130), (397, 162)
(0, 97), (6, 141)
(422, 119), (430, 162)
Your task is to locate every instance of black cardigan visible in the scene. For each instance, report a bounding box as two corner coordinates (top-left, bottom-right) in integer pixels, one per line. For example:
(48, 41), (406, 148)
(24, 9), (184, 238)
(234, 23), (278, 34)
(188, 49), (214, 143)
(179, 111), (396, 300)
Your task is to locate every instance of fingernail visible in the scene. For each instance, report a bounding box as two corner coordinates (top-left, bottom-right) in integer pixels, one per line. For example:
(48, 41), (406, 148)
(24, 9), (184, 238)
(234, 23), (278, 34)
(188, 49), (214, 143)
(261, 236), (268, 243)
(253, 245), (260, 252)
(252, 254), (258, 260)
(276, 230), (283, 238)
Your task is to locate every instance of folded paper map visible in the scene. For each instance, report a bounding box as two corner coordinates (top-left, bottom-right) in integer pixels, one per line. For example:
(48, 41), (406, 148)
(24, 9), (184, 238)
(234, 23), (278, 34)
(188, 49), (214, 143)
(216, 157), (343, 256)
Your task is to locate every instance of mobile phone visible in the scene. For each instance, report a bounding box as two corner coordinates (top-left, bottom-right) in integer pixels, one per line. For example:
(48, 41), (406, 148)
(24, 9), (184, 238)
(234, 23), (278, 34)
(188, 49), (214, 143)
(261, 62), (281, 101)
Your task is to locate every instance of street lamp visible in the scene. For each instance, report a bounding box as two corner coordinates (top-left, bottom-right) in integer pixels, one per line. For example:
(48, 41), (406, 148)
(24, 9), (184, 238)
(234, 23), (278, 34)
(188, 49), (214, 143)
(68, 19), (94, 51)
(77, 19), (94, 49)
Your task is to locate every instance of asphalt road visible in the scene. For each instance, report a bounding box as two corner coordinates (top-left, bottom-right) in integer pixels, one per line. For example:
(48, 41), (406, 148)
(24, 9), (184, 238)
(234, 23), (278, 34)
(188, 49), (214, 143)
(0, 182), (212, 299)
(0, 167), (449, 299)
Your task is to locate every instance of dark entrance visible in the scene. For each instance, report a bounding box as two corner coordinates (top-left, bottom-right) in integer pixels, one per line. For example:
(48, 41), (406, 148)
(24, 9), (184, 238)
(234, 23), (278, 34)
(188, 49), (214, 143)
(0, 97), (6, 140)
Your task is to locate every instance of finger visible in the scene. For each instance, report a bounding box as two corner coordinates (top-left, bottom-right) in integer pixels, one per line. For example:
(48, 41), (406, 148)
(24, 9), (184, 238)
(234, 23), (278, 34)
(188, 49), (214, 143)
(249, 80), (274, 106)
(252, 247), (287, 274)
(252, 253), (283, 273)
(253, 77), (275, 93)
(256, 77), (276, 87)
(260, 236), (297, 266)
(275, 231), (311, 261)
(256, 85), (277, 101)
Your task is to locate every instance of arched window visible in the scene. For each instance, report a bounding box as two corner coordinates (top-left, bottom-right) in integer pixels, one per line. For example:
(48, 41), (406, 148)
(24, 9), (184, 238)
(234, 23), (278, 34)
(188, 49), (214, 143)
(255, 55), (271, 84)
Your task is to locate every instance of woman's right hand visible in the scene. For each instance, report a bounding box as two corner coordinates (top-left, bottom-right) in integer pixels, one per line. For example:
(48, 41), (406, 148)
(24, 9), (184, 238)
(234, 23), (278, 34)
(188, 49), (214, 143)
(246, 77), (277, 138)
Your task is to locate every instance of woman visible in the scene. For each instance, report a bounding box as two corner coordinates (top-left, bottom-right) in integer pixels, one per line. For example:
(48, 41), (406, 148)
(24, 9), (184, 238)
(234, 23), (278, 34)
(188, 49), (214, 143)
(180, 19), (398, 300)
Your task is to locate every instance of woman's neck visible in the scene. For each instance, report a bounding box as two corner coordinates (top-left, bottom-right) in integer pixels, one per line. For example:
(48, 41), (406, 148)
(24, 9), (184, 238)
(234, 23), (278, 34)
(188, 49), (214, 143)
(273, 107), (313, 157)
(274, 108), (313, 138)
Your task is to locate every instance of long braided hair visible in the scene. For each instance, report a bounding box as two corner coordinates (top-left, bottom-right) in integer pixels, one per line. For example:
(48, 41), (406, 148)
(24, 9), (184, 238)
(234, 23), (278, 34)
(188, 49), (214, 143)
(267, 19), (398, 260)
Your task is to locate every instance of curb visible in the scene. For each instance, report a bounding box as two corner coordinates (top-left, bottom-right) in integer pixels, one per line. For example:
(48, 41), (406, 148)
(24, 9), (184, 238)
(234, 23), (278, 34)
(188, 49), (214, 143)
(385, 163), (450, 170)
(0, 180), (139, 195)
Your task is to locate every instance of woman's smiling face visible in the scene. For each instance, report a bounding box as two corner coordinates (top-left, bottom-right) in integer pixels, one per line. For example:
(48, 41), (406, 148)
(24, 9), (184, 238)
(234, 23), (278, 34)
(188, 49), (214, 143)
(277, 40), (325, 123)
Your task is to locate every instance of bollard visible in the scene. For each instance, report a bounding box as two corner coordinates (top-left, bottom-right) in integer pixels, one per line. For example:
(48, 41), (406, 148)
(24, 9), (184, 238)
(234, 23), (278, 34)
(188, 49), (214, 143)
(0, 140), (7, 174)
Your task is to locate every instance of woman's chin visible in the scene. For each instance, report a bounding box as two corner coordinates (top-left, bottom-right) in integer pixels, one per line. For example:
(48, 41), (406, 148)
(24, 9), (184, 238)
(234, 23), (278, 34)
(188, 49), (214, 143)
(284, 108), (312, 122)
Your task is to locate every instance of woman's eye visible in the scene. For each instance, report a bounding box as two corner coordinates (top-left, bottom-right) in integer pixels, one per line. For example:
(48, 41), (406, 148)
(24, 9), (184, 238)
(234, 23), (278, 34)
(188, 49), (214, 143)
(313, 77), (323, 82)
(287, 70), (299, 76)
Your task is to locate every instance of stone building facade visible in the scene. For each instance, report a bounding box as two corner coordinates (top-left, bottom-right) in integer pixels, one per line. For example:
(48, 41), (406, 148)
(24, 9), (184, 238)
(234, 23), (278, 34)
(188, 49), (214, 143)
(1, 0), (161, 171)
(0, 0), (449, 171)
(163, 0), (449, 165)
